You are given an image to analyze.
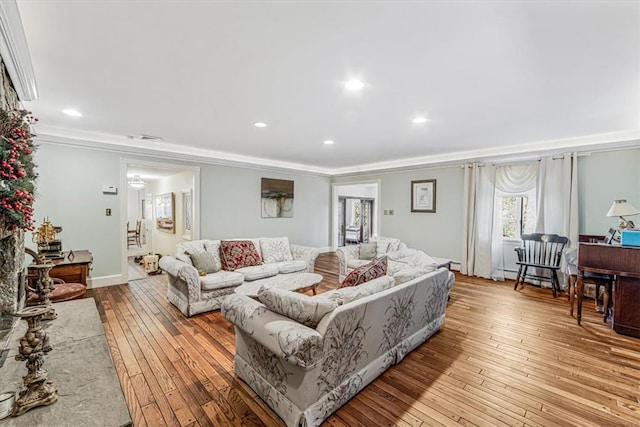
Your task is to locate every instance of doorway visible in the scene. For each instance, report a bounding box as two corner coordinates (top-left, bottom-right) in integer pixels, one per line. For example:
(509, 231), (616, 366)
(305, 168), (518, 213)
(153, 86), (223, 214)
(332, 181), (380, 249)
(338, 197), (374, 246)
(120, 159), (200, 283)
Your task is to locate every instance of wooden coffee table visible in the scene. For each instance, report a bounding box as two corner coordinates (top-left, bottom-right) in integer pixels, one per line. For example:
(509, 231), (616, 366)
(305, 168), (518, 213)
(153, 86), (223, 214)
(234, 272), (323, 298)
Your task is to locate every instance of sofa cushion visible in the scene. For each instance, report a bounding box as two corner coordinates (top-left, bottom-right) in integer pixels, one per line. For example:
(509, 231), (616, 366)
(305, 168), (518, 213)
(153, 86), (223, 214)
(260, 237), (294, 263)
(235, 264), (279, 281)
(274, 260), (307, 274)
(188, 251), (220, 274)
(408, 251), (439, 270)
(320, 275), (395, 306)
(203, 240), (223, 271)
(220, 240), (263, 271)
(347, 259), (370, 269)
(339, 256), (388, 288)
(176, 240), (207, 266)
(375, 241), (391, 257)
(257, 287), (338, 328)
(393, 267), (434, 285)
(200, 271), (245, 291)
(374, 236), (401, 252)
(359, 242), (377, 260)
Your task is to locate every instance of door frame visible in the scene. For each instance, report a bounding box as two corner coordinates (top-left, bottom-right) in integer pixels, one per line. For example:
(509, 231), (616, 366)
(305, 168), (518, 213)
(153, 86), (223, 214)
(331, 180), (381, 249)
(119, 158), (201, 281)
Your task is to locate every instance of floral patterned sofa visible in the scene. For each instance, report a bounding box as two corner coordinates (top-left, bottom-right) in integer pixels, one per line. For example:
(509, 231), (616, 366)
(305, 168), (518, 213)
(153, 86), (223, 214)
(159, 237), (319, 316)
(336, 236), (409, 283)
(222, 267), (454, 427)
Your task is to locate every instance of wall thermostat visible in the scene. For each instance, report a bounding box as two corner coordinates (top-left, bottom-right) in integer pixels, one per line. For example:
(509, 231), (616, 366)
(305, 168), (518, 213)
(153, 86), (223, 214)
(102, 185), (118, 195)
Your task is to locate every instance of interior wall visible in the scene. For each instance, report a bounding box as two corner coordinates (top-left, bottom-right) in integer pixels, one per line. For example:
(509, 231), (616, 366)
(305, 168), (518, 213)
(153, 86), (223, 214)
(578, 148), (640, 234)
(199, 165), (331, 247)
(332, 166), (464, 262)
(33, 142), (332, 284)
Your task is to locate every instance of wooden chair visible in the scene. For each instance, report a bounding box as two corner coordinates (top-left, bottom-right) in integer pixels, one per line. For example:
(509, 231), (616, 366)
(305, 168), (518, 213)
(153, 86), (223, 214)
(127, 220), (142, 248)
(513, 233), (568, 298)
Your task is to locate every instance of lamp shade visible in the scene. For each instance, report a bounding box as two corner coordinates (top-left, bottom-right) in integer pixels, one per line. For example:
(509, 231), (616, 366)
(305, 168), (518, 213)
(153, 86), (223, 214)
(606, 200), (640, 217)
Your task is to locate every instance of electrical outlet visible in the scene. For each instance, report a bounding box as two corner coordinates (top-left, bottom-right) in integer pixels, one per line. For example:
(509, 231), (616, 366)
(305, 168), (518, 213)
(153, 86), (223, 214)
(383, 210), (389, 215)
(389, 209), (394, 215)
(106, 208), (111, 216)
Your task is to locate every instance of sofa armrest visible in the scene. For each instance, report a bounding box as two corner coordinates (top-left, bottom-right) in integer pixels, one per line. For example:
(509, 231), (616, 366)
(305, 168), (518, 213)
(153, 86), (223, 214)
(335, 245), (360, 280)
(222, 294), (325, 369)
(159, 255), (201, 302)
(290, 244), (320, 273)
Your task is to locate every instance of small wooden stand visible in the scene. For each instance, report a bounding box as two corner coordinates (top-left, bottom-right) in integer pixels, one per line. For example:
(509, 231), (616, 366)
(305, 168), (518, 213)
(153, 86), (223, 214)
(12, 305), (58, 416)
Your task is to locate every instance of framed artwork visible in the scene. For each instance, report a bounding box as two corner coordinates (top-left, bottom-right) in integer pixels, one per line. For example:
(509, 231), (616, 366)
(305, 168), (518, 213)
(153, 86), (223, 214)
(261, 178), (294, 218)
(155, 192), (175, 233)
(182, 189), (192, 240)
(411, 179), (436, 213)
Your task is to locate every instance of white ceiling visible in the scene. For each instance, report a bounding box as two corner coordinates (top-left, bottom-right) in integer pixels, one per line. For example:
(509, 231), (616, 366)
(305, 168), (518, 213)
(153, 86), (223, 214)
(15, 0), (640, 174)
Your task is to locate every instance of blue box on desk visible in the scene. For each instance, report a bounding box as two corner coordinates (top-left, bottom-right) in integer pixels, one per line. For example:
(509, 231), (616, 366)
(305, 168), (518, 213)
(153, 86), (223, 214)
(621, 229), (640, 247)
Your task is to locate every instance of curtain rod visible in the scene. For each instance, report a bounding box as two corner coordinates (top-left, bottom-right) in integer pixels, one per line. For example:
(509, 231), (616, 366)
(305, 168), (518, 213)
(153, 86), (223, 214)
(461, 152), (592, 168)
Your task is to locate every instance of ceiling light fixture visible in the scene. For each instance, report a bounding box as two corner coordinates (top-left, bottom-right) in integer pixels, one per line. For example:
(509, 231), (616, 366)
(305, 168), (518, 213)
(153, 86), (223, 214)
(344, 79), (365, 91)
(323, 140), (335, 145)
(254, 122), (267, 128)
(63, 108), (82, 117)
(128, 175), (145, 189)
(412, 117), (428, 124)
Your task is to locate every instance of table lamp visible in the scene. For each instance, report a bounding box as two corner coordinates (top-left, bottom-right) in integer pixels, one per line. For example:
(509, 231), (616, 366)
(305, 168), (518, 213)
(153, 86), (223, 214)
(606, 199), (640, 230)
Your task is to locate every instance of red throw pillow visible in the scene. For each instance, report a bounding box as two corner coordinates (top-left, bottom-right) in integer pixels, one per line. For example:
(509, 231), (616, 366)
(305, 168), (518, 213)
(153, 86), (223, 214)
(220, 240), (263, 271)
(339, 256), (388, 288)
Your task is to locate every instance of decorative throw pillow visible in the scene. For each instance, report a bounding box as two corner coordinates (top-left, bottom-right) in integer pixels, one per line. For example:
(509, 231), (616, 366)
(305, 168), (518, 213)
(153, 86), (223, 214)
(339, 256), (388, 288)
(375, 241), (390, 257)
(186, 251), (220, 274)
(258, 286), (338, 328)
(220, 240), (263, 271)
(359, 242), (377, 260)
(260, 237), (294, 263)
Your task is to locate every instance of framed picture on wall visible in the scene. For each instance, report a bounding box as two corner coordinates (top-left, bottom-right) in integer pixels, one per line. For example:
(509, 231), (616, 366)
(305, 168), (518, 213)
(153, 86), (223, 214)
(182, 189), (192, 240)
(411, 179), (436, 213)
(155, 192), (175, 233)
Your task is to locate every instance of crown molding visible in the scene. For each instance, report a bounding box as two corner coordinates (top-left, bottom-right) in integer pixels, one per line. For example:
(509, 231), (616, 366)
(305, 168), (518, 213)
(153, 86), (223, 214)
(34, 125), (639, 177)
(34, 127), (335, 177)
(0, 0), (37, 101)
(330, 129), (640, 176)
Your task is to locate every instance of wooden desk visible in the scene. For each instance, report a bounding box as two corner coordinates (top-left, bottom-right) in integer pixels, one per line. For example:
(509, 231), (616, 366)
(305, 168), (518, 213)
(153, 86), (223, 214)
(30, 250), (93, 286)
(577, 243), (640, 337)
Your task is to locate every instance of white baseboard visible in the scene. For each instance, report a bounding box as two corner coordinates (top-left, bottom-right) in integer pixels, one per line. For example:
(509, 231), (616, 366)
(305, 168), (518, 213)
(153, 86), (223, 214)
(87, 274), (127, 289)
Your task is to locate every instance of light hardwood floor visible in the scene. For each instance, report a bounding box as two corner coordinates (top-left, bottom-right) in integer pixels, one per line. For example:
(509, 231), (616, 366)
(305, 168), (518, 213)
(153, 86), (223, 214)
(89, 253), (640, 427)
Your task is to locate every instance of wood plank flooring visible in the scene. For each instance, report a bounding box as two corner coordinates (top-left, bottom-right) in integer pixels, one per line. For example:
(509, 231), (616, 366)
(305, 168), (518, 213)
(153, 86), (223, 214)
(89, 253), (640, 426)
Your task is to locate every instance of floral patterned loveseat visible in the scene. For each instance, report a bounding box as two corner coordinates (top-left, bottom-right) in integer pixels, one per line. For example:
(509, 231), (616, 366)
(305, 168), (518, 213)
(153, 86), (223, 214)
(222, 267), (454, 427)
(159, 237), (319, 316)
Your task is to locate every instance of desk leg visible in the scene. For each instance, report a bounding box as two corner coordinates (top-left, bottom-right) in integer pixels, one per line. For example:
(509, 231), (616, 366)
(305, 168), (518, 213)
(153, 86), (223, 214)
(568, 274), (576, 316)
(576, 271), (584, 325)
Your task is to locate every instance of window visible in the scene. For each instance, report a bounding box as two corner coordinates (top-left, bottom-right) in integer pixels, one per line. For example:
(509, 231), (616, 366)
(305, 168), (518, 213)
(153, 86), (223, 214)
(498, 188), (536, 239)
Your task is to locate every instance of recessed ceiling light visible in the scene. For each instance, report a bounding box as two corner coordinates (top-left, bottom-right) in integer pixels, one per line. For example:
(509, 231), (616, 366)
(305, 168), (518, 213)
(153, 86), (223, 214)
(412, 117), (428, 124)
(344, 79), (365, 91)
(63, 108), (82, 117)
(254, 122), (267, 128)
(323, 140), (335, 145)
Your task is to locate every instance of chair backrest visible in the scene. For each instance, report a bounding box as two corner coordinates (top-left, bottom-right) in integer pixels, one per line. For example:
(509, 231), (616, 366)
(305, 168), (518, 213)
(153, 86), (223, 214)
(519, 233), (568, 267)
(135, 219), (142, 233)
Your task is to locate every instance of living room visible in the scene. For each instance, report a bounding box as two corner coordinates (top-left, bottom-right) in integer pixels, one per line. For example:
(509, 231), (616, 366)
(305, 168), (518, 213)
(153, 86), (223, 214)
(0, 1), (639, 426)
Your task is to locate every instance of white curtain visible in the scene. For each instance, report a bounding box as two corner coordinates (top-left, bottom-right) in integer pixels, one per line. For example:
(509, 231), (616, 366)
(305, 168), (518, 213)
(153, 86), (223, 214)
(535, 154), (579, 247)
(461, 163), (496, 279)
(491, 163), (538, 280)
